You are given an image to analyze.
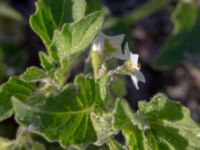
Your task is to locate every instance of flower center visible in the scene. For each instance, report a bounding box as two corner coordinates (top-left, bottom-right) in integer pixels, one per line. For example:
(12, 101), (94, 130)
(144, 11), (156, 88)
(104, 39), (116, 54)
(137, 63), (141, 69)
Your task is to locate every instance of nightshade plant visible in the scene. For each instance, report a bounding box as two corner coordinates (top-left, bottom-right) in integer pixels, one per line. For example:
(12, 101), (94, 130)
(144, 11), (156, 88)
(0, 0), (200, 149)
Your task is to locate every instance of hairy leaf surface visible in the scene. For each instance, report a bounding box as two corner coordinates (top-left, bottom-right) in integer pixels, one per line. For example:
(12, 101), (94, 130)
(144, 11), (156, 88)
(114, 94), (200, 150)
(21, 67), (46, 82)
(49, 11), (104, 64)
(114, 99), (148, 150)
(0, 77), (36, 121)
(138, 94), (200, 150)
(13, 75), (105, 147)
(39, 52), (53, 70)
(30, 0), (86, 46)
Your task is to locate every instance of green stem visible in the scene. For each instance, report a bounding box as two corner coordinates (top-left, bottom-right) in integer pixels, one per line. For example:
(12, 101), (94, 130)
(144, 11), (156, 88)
(15, 127), (31, 147)
(91, 51), (103, 79)
(107, 136), (123, 150)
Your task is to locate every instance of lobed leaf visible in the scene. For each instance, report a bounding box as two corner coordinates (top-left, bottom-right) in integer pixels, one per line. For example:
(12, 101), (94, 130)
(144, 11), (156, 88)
(49, 11), (104, 64)
(20, 66), (47, 82)
(12, 75), (105, 148)
(114, 94), (200, 150)
(114, 99), (148, 150)
(138, 94), (200, 150)
(30, 0), (86, 47)
(0, 77), (36, 122)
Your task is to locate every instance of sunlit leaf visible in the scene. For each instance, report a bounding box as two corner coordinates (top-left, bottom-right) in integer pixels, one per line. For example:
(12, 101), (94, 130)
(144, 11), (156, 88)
(13, 75), (105, 148)
(138, 94), (200, 149)
(91, 113), (114, 146)
(114, 99), (148, 150)
(49, 11), (104, 64)
(39, 52), (53, 70)
(30, 0), (86, 46)
(0, 77), (36, 122)
(21, 67), (46, 82)
(111, 77), (127, 97)
(114, 94), (200, 150)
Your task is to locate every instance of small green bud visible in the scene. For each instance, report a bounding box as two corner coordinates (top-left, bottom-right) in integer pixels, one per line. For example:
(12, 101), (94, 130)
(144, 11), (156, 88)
(91, 51), (103, 79)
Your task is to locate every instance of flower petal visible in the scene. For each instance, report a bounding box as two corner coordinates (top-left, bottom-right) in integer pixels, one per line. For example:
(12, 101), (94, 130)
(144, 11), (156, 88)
(131, 70), (145, 90)
(113, 43), (130, 60)
(92, 32), (105, 52)
(124, 43), (131, 58)
(112, 51), (128, 60)
(103, 33), (125, 60)
(135, 70), (146, 83)
(106, 34), (125, 51)
(130, 53), (139, 70)
(131, 75), (139, 90)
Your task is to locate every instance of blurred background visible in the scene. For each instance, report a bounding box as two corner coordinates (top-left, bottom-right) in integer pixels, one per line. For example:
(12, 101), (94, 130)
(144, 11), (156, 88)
(0, 0), (200, 148)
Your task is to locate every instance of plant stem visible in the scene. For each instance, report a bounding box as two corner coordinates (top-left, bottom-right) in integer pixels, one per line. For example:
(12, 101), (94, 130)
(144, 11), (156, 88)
(107, 136), (123, 150)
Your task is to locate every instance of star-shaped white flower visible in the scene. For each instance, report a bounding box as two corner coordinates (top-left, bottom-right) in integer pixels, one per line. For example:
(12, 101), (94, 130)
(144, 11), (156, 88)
(130, 53), (145, 90)
(112, 42), (130, 60)
(92, 32), (128, 60)
(92, 32), (145, 89)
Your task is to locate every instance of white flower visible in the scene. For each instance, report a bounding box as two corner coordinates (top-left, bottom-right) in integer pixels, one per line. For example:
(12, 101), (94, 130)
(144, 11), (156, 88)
(112, 42), (130, 60)
(91, 32), (146, 89)
(92, 32), (127, 60)
(103, 33), (124, 58)
(130, 53), (145, 90)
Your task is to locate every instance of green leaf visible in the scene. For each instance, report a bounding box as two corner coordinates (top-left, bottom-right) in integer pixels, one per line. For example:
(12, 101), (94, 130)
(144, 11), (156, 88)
(111, 77), (127, 97)
(107, 137), (124, 150)
(12, 75), (105, 148)
(49, 11), (104, 64)
(16, 127), (46, 150)
(0, 77), (36, 122)
(54, 53), (80, 86)
(114, 94), (200, 150)
(30, 0), (86, 47)
(91, 113), (114, 146)
(138, 93), (200, 150)
(39, 51), (53, 70)
(20, 66), (46, 82)
(114, 99), (148, 150)
(154, 1), (200, 69)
